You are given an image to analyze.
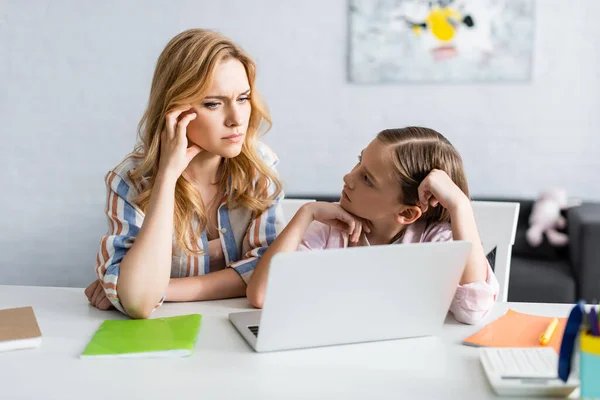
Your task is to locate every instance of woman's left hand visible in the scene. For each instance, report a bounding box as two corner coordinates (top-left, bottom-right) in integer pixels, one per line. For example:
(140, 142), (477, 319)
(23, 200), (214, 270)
(84, 279), (113, 310)
(417, 169), (469, 212)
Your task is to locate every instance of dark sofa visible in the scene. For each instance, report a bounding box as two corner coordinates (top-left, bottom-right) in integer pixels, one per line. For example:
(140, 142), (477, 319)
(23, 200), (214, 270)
(292, 195), (600, 304)
(501, 199), (600, 303)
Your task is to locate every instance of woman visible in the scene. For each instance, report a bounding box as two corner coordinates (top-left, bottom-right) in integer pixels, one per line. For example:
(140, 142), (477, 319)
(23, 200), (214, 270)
(85, 29), (284, 319)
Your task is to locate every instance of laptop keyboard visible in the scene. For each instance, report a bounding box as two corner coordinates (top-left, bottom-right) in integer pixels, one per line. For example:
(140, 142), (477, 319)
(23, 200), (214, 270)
(248, 325), (259, 337)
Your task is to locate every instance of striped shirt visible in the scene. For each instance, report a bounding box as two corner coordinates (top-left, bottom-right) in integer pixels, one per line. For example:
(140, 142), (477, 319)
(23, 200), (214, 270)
(95, 142), (284, 315)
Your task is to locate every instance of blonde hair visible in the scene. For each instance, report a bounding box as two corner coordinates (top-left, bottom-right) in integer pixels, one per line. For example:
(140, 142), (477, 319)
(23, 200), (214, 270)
(377, 127), (470, 223)
(131, 29), (282, 254)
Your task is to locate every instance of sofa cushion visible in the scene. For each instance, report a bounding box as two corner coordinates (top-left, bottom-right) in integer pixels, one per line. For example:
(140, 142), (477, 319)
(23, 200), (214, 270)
(508, 257), (575, 303)
(511, 205), (570, 261)
(512, 228), (569, 261)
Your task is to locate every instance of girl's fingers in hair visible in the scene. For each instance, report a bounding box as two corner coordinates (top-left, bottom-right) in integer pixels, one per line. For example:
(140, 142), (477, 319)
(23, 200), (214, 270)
(417, 181), (431, 209)
(429, 196), (440, 208)
(419, 190), (432, 212)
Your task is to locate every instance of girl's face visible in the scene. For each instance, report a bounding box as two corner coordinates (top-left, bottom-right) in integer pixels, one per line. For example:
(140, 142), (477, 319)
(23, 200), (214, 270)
(185, 58), (252, 159)
(340, 139), (406, 223)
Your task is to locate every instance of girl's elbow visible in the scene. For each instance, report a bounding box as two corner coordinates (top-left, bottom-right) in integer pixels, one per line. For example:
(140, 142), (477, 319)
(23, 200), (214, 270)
(454, 312), (481, 325)
(452, 306), (493, 325)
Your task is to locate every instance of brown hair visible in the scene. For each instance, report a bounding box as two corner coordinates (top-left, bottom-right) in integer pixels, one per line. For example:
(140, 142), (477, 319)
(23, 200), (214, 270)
(377, 127), (470, 223)
(131, 29), (282, 254)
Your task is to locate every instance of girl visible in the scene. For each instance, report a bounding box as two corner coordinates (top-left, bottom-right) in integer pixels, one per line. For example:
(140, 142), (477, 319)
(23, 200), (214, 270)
(247, 127), (498, 325)
(84, 29), (284, 319)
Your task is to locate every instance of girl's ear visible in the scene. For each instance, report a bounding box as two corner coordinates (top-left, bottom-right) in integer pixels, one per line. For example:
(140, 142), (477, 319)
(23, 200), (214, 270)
(396, 205), (422, 225)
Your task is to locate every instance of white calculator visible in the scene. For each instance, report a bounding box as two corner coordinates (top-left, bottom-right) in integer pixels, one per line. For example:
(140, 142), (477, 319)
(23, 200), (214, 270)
(479, 347), (579, 397)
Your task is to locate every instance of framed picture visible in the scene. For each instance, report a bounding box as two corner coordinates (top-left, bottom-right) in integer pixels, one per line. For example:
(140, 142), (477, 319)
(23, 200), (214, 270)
(348, 0), (536, 83)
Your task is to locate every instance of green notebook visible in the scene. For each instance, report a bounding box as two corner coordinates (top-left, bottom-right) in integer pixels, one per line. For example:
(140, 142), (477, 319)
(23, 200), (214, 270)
(81, 314), (202, 358)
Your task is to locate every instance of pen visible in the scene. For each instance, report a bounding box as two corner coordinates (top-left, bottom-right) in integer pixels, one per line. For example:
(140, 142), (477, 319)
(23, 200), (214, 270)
(559, 301), (585, 382)
(539, 317), (559, 346)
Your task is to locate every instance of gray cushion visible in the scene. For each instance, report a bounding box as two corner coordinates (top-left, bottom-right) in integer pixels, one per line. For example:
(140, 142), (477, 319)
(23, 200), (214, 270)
(508, 258), (576, 303)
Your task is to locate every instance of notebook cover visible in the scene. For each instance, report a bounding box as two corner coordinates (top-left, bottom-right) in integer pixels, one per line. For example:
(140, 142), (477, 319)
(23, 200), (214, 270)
(81, 314), (202, 358)
(0, 306), (42, 342)
(463, 309), (567, 353)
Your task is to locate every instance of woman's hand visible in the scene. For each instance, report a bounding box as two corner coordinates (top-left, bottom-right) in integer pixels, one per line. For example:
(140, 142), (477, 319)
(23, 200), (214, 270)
(157, 105), (203, 181)
(84, 280), (113, 310)
(305, 202), (370, 243)
(417, 169), (469, 213)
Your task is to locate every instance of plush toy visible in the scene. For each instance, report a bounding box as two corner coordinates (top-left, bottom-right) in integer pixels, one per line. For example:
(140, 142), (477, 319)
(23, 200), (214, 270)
(526, 188), (581, 247)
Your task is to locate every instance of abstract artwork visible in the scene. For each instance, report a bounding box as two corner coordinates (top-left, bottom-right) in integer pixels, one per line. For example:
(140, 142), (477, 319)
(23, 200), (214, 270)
(348, 0), (535, 83)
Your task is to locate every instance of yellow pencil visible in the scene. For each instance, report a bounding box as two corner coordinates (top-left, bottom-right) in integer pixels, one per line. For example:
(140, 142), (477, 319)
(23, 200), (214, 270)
(539, 318), (559, 346)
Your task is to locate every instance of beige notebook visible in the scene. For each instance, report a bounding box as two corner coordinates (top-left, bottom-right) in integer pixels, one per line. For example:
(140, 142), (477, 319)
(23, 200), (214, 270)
(0, 306), (42, 352)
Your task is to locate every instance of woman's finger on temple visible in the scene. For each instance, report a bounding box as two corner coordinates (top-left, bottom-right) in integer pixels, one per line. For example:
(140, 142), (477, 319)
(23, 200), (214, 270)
(165, 104), (193, 138)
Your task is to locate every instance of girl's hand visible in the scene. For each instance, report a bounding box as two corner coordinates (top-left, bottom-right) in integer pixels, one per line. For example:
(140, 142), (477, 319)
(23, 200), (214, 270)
(157, 105), (203, 181)
(417, 169), (469, 213)
(305, 202), (370, 243)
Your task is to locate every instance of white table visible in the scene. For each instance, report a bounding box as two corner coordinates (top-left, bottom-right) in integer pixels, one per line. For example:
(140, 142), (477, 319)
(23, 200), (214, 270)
(0, 285), (575, 400)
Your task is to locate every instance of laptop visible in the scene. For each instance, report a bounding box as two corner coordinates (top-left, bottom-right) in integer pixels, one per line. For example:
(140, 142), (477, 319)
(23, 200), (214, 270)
(229, 240), (472, 352)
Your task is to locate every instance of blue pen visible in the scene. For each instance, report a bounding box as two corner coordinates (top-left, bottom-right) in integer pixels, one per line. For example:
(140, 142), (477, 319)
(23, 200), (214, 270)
(589, 306), (599, 336)
(558, 301), (585, 382)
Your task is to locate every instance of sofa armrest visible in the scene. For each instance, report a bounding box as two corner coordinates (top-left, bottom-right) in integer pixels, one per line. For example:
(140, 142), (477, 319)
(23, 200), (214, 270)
(568, 202), (600, 301)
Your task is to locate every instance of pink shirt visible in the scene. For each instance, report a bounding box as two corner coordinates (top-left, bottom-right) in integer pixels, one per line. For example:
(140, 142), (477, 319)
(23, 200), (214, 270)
(298, 220), (499, 325)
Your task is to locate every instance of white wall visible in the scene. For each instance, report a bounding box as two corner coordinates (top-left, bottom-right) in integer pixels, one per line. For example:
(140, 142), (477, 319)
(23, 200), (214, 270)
(1, 0), (599, 286)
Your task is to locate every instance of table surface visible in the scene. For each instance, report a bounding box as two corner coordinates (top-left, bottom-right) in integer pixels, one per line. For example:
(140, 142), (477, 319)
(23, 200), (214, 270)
(0, 285), (577, 400)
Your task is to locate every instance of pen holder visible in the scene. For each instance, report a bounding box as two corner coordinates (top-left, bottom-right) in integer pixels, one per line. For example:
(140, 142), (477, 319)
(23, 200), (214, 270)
(580, 331), (600, 399)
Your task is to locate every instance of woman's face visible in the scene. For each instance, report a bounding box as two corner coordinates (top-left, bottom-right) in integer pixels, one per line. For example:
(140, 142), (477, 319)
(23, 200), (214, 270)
(186, 58), (252, 158)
